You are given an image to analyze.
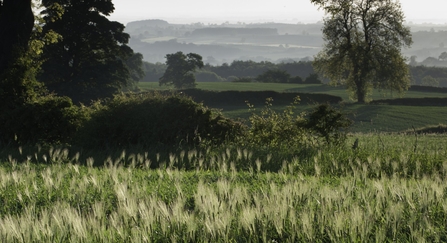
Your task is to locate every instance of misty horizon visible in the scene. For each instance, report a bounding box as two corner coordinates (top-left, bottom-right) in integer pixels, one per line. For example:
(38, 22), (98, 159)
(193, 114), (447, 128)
(109, 0), (447, 26)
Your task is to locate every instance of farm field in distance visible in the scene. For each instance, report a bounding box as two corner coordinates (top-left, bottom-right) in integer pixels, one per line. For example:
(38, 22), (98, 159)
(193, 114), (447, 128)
(138, 82), (447, 133)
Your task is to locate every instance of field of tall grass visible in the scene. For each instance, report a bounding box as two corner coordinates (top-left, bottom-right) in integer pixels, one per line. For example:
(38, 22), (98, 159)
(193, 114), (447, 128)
(1, 134), (447, 242)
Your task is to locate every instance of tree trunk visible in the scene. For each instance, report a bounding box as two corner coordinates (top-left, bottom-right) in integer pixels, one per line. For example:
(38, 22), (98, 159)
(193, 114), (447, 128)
(0, 0), (34, 75)
(356, 87), (366, 104)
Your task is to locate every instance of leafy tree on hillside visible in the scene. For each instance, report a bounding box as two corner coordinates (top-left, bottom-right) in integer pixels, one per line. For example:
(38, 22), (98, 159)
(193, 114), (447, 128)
(311, 0), (412, 103)
(159, 52), (204, 89)
(439, 52), (447, 61)
(39, 0), (143, 102)
(305, 73), (322, 84)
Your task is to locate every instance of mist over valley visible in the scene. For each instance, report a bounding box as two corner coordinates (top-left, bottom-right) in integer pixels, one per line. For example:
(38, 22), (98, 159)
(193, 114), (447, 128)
(126, 19), (447, 67)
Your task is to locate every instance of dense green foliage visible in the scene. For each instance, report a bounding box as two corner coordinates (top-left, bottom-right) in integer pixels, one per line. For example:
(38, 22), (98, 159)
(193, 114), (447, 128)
(0, 95), (89, 146)
(75, 93), (244, 149)
(312, 0), (413, 103)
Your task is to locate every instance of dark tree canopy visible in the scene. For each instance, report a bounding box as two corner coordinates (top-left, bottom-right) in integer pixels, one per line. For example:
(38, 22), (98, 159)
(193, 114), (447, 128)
(159, 52), (204, 89)
(0, 0), (39, 108)
(39, 0), (143, 103)
(311, 0), (412, 103)
(0, 0), (34, 75)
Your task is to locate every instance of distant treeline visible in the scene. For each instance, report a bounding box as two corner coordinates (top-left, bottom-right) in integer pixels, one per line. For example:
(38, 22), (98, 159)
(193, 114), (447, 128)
(410, 66), (447, 87)
(141, 60), (317, 83)
(191, 28), (278, 37)
(140, 60), (447, 87)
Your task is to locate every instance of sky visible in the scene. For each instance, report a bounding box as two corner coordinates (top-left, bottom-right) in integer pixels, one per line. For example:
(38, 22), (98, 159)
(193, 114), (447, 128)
(109, 0), (447, 25)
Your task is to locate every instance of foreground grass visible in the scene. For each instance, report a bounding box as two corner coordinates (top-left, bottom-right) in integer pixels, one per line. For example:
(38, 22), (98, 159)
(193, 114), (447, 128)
(1, 134), (447, 242)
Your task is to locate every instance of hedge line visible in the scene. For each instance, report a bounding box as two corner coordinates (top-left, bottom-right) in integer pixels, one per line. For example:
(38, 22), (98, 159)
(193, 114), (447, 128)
(370, 97), (447, 106)
(155, 89), (343, 106)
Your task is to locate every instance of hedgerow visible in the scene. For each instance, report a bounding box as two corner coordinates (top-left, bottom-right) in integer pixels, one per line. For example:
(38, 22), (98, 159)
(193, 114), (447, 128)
(75, 92), (245, 149)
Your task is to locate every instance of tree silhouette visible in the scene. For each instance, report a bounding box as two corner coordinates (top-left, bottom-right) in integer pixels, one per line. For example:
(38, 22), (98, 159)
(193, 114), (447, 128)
(159, 52), (204, 89)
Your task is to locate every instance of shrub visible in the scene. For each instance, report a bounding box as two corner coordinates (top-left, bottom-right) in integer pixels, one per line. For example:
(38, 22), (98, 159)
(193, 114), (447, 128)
(304, 73), (322, 84)
(0, 95), (90, 145)
(231, 77), (253, 83)
(306, 103), (353, 145)
(243, 96), (313, 150)
(76, 92), (245, 149)
(194, 71), (225, 82)
(289, 76), (304, 84)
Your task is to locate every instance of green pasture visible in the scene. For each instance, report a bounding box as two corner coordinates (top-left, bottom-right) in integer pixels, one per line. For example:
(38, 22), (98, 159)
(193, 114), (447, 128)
(138, 82), (447, 101)
(138, 82), (447, 133)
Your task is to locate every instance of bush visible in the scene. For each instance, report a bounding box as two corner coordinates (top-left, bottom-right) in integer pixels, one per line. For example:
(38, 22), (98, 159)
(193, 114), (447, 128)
(306, 103), (353, 145)
(0, 95), (90, 145)
(305, 73), (322, 84)
(194, 71), (225, 82)
(243, 97), (313, 150)
(76, 92), (245, 149)
(289, 76), (304, 84)
(231, 77), (253, 83)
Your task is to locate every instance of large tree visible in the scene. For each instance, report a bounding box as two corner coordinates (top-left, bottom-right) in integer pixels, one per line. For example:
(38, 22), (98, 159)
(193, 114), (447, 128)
(311, 0), (412, 103)
(39, 0), (143, 102)
(0, 0), (42, 109)
(0, 0), (34, 74)
(159, 52), (203, 89)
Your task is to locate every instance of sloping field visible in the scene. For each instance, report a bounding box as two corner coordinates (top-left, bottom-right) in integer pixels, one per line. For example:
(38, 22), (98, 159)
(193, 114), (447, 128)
(138, 82), (447, 132)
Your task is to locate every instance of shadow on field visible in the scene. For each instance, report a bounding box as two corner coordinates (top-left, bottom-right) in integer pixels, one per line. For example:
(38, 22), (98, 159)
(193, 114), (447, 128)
(285, 84), (346, 93)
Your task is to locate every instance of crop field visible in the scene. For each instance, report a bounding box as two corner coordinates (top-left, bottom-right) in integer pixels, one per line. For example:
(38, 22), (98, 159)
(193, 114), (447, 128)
(1, 134), (447, 242)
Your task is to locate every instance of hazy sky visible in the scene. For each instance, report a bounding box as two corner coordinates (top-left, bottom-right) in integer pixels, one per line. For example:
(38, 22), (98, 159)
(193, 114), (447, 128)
(109, 0), (447, 25)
